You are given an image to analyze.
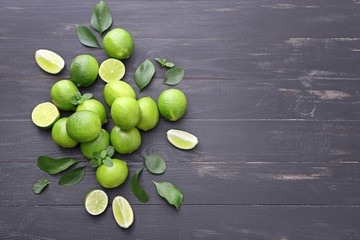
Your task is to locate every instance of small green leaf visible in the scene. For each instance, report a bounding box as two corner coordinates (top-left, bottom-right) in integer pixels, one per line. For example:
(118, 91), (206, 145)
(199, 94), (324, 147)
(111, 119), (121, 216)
(91, 1), (112, 38)
(143, 154), (166, 174)
(164, 62), (175, 68)
(82, 93), (93, 100)
(58, 166), (86, 186)
(103, 157), (113, 167)
(37, 156), (81, 175)
(77, 99), (83, 104)
(93, 152), (100, 160)
(33, 179), (49, 194)
(131, 167), (149, 202)
(105, 146), (114, 158)
(88, 159), (98, 168)
(163, 67), (185, 85)
(100, 150), (107, 159)
(97, 159), (102, 166)
(75, 25), (102, 48)
(75, 91), (81, 99)
(70, 96), (79, 105)
(155, 58), (163, 66)
(153, 181), (183, 210)
(135, 59), (155, 92)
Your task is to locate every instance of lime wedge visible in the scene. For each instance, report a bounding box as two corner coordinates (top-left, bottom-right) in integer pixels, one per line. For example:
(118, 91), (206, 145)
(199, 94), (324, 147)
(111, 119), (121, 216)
(112, 196), (134, 228)
(167, 129), (198, 150)
(31, 102), (60, 129)
(35, 49), (65, 74)
(84, 189), (108, 216)
(99, 58), (125, 83)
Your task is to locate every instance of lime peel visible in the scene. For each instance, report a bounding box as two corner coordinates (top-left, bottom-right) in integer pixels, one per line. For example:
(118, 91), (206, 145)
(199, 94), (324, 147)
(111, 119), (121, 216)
(167, 129), (198, 150)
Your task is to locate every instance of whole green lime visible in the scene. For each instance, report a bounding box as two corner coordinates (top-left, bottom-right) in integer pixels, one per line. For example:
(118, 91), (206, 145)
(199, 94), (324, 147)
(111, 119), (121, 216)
(96, 159), (128, 188)
(111, 97), (140, 130)
(103, 80), (136, 107)
(137, 97), (159, 131)
(111, 126), (141, 154)
(81, 129), (110, 159)
(158, 89), (187, 121)
(70, 55), (99, 87)
(51, 118), (78, 148)
(66, 110), (101, 142)
(50, 80), (79, 111)
(103, 28), (134, 60)
(76, 99), (107, 125)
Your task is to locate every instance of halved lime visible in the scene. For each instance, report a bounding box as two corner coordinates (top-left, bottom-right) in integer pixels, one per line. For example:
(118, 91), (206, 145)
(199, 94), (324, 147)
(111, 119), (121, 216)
(85, 189), (108, 216)
(166, 129), (198, 150)
(99, 58), (125, 83)
(31, 102), (60, 129)
(112, 196), (134, 228)
(35, 49), (65, 74)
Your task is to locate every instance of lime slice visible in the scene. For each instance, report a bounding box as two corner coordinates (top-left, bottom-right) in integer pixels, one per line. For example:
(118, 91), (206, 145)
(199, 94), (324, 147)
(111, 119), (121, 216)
(166, 129), (198, 150)
(35, 49), (65, 74)
(84, 189), (108, 216)
(31, 102), (60, 129)
(112, 196), (134, 228)
(99, 58), (125, 83)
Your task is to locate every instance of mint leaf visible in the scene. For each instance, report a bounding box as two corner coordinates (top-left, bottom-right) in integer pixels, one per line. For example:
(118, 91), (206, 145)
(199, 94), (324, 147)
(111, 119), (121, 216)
(135, 59), (155, 92)
(103, 157), (113, 167)
(76, 25), (102, 48)
(91, 1), (112, 38)
(131, 167), (148, 202)
(163, 67), (185, 85)
(82, 93), (93, 100)
(93, 152), (100, 160)
(164, 62), (175, 68)
(37, 156), (81, 175)
(105, 146), (114, 158)
(88, 159), (98, 168)
(153, 181), (183, 210)
(155, 58), (163, 66)
(75, 91), (81, 99)
(100, 150), (107, 159)
(33, 179), (49, 194)
(70, 96), (79, 105)
(58, 166), (86, 186)
(143, 154), (166, 174)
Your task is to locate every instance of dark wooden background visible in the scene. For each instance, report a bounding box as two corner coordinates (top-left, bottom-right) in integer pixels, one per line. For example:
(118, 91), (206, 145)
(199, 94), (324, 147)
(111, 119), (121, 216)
(1, 0), (360, 239)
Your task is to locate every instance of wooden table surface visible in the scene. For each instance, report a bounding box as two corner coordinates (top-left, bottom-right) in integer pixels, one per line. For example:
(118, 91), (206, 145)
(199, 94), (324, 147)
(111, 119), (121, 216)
(1, 0), (360, 239)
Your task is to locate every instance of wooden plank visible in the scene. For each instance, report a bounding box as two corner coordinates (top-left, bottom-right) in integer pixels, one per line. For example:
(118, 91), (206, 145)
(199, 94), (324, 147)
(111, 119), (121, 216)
(1, 0), (360, 39)
(1, 162), (359, 206)
(0, 205), (359, 239)
(1, 79), (360, 120)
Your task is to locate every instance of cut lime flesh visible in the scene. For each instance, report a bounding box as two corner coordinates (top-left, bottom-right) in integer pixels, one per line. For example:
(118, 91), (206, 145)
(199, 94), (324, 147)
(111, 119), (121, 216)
(85, 189), (108, 216)
(35, 49), (65, 74)
(167, 129), (198, 150)
(99, 58), (125, 83)
(31, 102), (60, 129)
(112, 196), (134, 228)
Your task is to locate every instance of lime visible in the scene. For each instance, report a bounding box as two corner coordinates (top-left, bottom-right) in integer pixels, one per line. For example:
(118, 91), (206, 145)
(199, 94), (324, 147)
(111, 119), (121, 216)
(66, 110), (101, 143)
(70, 55), (99, 87)
(35, 49), (65, 74)
(84, 189), (108, 216)
(103, 80), (136, 107)
(99, 58), (125, 83)
(111, 126), (141, 154)
(137, 97), (159, 131)
(76, 99), (107, 125)
(81, 129), (110, 159)
(167, 129), (198, 150)
(103, 28), (134, 60)
(158, 89), (187, 121)
(96, 159), (128, 188)
(111, 97), (140, 130)
(31, 102), (60, 129)
(112, 196), (134, 228)
(52, 118), (78, 148)
(50, 80), (79, 111)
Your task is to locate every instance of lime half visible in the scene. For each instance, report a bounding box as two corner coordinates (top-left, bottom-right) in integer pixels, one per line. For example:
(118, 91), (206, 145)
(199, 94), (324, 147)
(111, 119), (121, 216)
(85, 189), (108, 216)
(112, 196), (134, 228)
(35, 49), (65, 74)
(167, 129), (198, 150)
(31, 102), (60, 129)
(99, 58), (125, 83)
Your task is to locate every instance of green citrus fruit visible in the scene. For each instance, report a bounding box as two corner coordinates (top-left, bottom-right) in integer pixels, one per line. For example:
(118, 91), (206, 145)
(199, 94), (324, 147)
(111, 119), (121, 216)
(76, 99), (107, 125)
(35, 49), (65, 74)
(31, 102), (60, 129)
(96, 159), (128, 188)
(50, 80), (79, 111)
(137, 97), (159, 131)
(81, 129), (110, 159)
(103, 28), (134, 60)
(84, 189), (108, 216)
(112, 196), (134, 228)
(111, 126), (141, 154)
(158, 89), (187, 121)
(167, 129), (198, 150)
(51, 118), (78, 148)
(103, 80), (136, 107)
(111, 97), (140, 130)
(66, 110), (101, 142)
(70, 55), (99, 87)
(99, 58), (126, 83)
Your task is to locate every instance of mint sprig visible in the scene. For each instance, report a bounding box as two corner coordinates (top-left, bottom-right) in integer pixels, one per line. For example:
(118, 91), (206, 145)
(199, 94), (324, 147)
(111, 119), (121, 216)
(69, 91), (93, 105)
(89, 146), (115, 168)
(155, 58), (174, 68)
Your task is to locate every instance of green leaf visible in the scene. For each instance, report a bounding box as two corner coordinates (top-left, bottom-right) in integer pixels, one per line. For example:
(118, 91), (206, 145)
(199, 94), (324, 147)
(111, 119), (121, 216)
(155, 58), (163, 66)
(143, 154), (166, 174)
(75, 25), (102, 48)
(58, 166), (86, 186)
(75, 91), (81, 99)
(164, 62), (175, 68)
(131, 167), (148, 202)
(152, 181), (183, 210)
(93, 152), (100, 160)
(135, 59), (155, 92)
(33, 179), (49, 194)
(88, 159), (98, 168)
(163, 67), (185, 85)
(97, 159), (102, 166)
(70, 96), (79, 105)
(100, 150), (107, 159)
(105, 146), (114, 158)
(37, 156), (81, 175)
(82, 93), (93, 100)
(91, 1), (112, 38)
(77, 98), (83, 104)
(103, 157), (113, 167)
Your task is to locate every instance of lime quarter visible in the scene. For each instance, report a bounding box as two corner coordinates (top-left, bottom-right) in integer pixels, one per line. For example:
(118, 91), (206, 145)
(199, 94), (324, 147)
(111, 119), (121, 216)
(31, 102), (60, 129)
(167, 129), (198, 150)
(99, 58), (126, 83)
(35, 49), (65, 74)
(112, 196), (134, 228)
(84, 189), (108, 216)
